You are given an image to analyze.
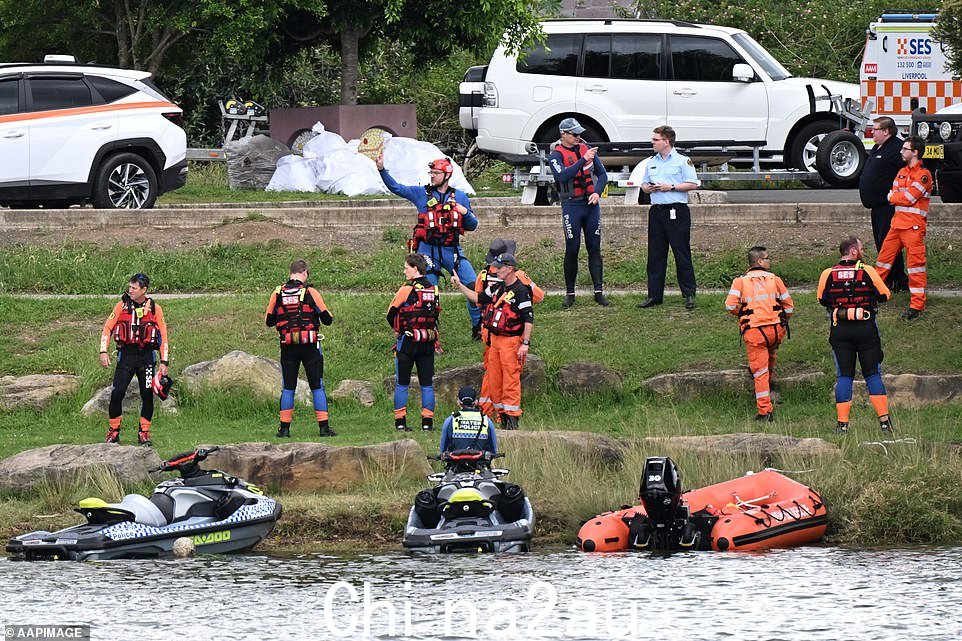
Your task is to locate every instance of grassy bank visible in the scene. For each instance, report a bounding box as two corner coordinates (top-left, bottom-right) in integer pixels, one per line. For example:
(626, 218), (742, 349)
(3, 235), (962, 294)
(3, 435), (961, 551)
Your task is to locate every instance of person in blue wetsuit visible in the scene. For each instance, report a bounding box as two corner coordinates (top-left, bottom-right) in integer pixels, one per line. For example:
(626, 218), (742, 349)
(377, 152), (482, 340)
(548, 117), (609, 309)
(439, 387), (498, 456)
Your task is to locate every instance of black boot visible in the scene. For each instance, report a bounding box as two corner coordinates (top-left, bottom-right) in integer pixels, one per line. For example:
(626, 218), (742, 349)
(472, 323), (482, 342)
(880, 416), (894, 433)
(836, 421), (848, 434)
(562, 294), (575, 309)
(421, 417), (434, 432)
(395, 417), (410, 432)
(276, 423), (291, 438)
(503, 415), (519, 430)
(319, 420), (337, 437)
(594, 291), (610, 307)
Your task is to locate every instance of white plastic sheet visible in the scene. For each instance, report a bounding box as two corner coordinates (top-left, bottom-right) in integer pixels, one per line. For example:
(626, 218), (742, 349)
(266, 122), (475, 196)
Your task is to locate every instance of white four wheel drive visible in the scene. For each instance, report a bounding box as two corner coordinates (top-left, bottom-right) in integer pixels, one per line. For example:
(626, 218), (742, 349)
(460, 19), (859, 182)
(0, 56), (188, 209)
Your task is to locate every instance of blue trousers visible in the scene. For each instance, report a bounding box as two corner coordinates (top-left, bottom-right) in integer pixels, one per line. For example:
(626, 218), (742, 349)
(418, 243), (480, 326)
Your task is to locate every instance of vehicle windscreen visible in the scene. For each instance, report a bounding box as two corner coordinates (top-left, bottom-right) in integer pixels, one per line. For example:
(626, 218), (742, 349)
(732, 33), (791, 80)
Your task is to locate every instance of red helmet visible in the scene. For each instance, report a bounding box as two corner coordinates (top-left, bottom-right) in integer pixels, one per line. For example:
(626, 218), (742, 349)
(428, 158), (454, 181)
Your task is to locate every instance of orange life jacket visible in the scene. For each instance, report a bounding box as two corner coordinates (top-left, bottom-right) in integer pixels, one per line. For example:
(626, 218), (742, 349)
(411, 188), (465, 247)
(112, 295), (162, 350)
(394, 281), (440, 341)
(272, 281), (319, 345)
(727, 270), (792, 333)
(482, 285), (527, 337)
(556, 143), (595, 199)
(823, 261), (880, 321)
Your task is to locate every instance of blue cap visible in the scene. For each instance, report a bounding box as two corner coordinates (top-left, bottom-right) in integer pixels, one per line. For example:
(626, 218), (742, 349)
(559, 117), (586, 135)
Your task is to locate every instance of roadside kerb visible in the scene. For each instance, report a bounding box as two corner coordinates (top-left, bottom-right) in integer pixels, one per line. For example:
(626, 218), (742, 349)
(2, 201), (961, 231)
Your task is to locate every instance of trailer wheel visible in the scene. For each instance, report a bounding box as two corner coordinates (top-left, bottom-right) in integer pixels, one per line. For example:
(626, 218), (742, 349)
(815, 130), (867, 187)
(789, 120), (838, 188)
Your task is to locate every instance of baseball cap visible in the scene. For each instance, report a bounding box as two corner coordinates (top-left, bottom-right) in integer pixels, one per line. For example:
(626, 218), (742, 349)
(458, 387), (478, 405)
(491, 253), (517, 268)
(559, 117), (586, 135)
(485, 239), (517, 265)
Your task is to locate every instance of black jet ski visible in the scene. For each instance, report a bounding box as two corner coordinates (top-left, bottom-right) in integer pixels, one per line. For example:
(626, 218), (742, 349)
(7, 447), (282, 561)
(402, 448), (534, 553)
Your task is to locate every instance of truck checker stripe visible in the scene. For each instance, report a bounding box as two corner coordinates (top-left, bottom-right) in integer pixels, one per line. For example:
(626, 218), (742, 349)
(0, 101), (178, 125)
(861, 79), (962, 115)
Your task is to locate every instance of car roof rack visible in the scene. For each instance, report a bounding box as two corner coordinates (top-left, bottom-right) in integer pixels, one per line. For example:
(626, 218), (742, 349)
(540, 18), (701, 28)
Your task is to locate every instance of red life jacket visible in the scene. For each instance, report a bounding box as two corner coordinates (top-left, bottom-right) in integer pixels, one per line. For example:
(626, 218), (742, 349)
(395, 282), (440, 341)
(112, 295), (161, 350)
(824, 261), (879, 319)
(556, 143), (595, 199)
(482, 286), (526, 337)
(272, 281), (319, 345)
(412, 188), (464, 247)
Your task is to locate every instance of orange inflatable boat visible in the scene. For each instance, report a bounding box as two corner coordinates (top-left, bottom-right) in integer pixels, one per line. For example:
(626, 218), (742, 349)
(578, 457), (827, 552)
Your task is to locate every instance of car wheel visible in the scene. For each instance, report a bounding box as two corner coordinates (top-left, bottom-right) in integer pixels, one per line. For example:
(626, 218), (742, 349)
(536, 122), (606, 149)
(789, 121), (839, 188)
(814, 130), (867, 187)
(92, 153), (158, 209)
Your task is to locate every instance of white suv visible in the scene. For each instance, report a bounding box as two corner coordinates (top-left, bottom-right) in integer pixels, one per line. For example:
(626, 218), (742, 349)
(0, 57), (187, 209)
(462, 19), (858, 173)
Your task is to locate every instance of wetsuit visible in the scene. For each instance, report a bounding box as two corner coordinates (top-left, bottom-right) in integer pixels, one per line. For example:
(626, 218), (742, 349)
(265, 280), (334, 434)
(388, 275), (439, 428)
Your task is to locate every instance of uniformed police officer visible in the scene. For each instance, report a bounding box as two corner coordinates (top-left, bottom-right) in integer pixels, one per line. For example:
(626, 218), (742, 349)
(548, 117), (609, 308)
(859, 116), (908, 292)
(638, 125), (701, 310)
(438, 387), (498, 456)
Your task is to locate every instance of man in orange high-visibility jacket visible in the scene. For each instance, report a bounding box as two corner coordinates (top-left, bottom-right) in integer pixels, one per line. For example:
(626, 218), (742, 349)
(875, 135), (932, 321)
(452, 253), (534, 430)
(725, 247), (794, 421)
(474, 239), (544, 422)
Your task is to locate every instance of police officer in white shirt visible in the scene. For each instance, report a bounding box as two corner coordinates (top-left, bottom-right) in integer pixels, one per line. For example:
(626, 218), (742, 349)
(638, 125), (701, 310)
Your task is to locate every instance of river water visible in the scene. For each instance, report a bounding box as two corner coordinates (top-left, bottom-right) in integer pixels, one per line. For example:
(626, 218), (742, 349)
(2, 546), (960, 640)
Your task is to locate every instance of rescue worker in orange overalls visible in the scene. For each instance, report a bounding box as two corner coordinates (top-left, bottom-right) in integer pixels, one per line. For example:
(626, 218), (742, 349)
(875, 135), (932, 321)
(100, 273), (169, 446)
(474, 239), (544, 421)
(452, 253), (534, 430)
(724, 247), (794, 421)
(265, 259), (335, 438)
(387, 253), (440, 432)
(817, 237), (893, 434)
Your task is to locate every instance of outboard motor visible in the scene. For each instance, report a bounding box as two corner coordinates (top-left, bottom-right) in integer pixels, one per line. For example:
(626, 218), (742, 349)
(638, 456), (682, 526)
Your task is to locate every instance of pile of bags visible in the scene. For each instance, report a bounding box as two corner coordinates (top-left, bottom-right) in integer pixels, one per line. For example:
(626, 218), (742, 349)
(266, 123), (474, 196)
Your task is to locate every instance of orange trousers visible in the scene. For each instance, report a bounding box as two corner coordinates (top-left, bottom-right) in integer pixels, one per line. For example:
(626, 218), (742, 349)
(876, 226), (926, 311)
(487, 334), (524, 417)
(743, 325), (785, 415)
(479, 342), (498, 420)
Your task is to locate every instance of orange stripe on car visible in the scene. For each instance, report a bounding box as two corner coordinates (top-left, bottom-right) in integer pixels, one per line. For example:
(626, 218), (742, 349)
(0, 101), (178, 125)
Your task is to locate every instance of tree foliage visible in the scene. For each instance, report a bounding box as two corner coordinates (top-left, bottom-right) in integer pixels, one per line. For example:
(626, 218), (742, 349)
(933, 1), (962, 76)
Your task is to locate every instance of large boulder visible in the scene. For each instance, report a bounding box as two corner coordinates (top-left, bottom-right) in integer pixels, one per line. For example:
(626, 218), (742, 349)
(644, 369), (825, 400)
(81, 379), (179, 416)
(637, 433), (838, 458)
(0, 444), (161, 492)
(497, 430), (625, 467)
(851, 373), (962, 408)
(0, 374), (81, 410)
(329, 379), (376, 407)
(384, 354), (547, 404)
(556, 362), (622, 395)
(182, 350), (310, 403)
(202, 440), (432, 492)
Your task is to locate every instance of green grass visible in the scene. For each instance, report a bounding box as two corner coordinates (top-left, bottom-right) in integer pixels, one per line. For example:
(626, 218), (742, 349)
(3, 238), (962, 294)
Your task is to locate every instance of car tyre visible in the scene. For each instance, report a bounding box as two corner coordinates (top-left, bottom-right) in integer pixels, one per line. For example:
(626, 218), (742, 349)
(789, 120), (840, 188)
(815, 130), (867, 188)
(92, 153), (158, 210)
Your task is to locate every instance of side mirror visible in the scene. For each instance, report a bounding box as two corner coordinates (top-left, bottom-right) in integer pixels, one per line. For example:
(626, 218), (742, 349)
(732, 63), (754, 83)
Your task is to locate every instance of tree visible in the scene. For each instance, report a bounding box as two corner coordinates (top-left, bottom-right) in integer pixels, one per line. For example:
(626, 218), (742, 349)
(282, 0), (559, 105)
(0, 0), (320, 75)
(933, 1), (962, 77)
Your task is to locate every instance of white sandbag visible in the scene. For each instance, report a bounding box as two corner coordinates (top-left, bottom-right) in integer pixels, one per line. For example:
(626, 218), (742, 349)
(266, 154), (319, 192)
(373, 135), (475, 195)
(302, 122), (351, 157)
(313, 148), (389, 197)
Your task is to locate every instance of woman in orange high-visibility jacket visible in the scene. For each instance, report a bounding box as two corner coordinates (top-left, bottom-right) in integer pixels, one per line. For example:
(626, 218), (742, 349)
(875, 136), (932, 320)
(724, 247), (793, 421)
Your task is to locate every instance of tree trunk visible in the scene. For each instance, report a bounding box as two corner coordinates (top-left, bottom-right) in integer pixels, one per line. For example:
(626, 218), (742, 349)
(339, 25), (362, 105)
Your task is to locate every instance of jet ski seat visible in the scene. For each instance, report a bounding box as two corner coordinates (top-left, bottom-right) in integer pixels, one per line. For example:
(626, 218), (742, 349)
(113, 494), (168, 527)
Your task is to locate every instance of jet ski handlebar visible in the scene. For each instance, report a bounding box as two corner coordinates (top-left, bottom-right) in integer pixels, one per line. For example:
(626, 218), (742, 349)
(150, 446), (221, 474)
